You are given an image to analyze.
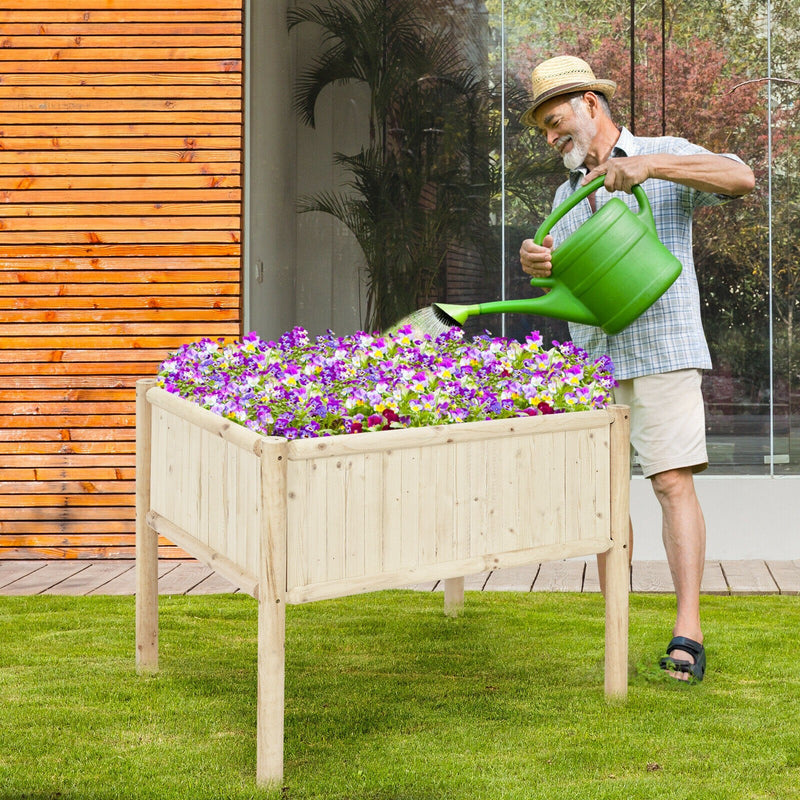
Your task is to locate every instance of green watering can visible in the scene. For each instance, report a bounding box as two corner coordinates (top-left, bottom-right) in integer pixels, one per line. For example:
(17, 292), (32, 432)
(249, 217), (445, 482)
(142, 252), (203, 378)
(433, 175), (682, 335)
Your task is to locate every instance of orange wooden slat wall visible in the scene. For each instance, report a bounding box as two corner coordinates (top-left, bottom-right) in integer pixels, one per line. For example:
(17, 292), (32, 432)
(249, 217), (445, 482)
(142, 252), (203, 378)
(0, 1), (244, 559)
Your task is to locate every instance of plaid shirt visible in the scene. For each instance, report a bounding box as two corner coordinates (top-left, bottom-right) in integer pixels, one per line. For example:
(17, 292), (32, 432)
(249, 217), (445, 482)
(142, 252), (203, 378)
(549, 126), (744, 380)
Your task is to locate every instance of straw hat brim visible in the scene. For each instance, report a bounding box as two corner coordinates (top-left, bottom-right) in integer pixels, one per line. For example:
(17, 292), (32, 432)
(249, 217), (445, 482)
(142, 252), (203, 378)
(520, 79), (617, 127)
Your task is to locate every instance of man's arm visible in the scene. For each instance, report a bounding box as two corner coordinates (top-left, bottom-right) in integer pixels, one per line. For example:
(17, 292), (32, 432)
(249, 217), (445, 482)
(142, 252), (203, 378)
(584, 153), (755, 197)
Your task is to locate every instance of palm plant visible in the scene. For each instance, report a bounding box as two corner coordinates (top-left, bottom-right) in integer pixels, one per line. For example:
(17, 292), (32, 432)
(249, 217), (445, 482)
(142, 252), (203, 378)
(288, 0), (553, 331)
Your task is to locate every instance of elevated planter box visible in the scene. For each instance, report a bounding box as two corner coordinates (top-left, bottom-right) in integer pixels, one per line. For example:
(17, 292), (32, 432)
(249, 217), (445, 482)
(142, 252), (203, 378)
(135, 378), (630, 786)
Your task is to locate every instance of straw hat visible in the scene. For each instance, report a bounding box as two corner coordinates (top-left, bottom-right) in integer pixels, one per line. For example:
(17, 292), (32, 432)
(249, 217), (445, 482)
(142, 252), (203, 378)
(520, 56), (616, 127)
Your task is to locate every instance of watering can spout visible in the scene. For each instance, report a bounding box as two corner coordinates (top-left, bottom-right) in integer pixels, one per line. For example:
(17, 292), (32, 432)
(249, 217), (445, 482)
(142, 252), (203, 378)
(432, 285), (599, 329)
(496, 284), (601, 327)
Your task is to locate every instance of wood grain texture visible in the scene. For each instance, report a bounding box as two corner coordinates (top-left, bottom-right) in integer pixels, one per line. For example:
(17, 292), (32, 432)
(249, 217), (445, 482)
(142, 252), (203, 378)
(0, 2), (243, 560)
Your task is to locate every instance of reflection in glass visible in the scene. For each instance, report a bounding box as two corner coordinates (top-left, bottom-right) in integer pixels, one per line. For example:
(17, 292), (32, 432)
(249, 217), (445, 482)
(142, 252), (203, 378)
(493, 0), (796, 474)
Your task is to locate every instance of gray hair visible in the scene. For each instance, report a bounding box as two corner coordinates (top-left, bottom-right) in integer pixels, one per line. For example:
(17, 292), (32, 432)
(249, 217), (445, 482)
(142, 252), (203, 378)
(569, 91), (612, 119)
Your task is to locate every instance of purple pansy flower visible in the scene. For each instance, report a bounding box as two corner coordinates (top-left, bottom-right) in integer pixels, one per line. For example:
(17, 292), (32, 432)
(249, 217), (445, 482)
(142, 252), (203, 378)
(156, 325), (616, 440)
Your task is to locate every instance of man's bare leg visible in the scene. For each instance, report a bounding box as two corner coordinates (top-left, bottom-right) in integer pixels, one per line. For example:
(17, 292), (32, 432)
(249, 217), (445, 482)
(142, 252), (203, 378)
(651, 466), (706, 680)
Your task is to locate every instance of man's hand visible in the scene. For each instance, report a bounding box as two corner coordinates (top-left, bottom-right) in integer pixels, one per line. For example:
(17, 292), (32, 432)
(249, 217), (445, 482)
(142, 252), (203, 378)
(583, 156), (652, 194)
(520, 235), (554, 277)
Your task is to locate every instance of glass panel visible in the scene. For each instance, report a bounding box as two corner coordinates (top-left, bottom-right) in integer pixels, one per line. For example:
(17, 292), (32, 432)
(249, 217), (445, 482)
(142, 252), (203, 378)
(492, 0), (792, 475)
(293, 0), (792, 476)
(770, 0), (800, 474)
(660, 1), (773, 474)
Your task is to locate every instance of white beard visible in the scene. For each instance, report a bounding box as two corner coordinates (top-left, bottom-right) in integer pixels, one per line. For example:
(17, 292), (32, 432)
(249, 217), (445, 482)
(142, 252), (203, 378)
(559, 100), (597, 170)
(562, 136), (590, 170)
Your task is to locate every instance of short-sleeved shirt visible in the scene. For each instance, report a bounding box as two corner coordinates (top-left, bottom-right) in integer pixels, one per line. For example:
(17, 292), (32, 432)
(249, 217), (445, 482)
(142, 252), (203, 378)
(548, 126), (743, 380)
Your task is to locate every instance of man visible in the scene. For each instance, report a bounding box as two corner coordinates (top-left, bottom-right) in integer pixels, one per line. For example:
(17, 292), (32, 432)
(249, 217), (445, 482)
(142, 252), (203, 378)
(519, 56), (755, 682)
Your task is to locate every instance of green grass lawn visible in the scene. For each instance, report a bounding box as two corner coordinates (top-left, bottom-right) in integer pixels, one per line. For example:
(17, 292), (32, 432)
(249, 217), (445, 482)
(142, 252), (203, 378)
(1, 590), (798, 800)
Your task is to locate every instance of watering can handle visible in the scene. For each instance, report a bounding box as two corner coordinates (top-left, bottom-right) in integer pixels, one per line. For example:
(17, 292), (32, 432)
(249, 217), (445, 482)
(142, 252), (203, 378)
(531, 175), (654, 248)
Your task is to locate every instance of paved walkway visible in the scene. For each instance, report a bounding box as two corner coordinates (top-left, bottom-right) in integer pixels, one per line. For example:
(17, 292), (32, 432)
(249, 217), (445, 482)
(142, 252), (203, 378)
(1, 558), (798, 596)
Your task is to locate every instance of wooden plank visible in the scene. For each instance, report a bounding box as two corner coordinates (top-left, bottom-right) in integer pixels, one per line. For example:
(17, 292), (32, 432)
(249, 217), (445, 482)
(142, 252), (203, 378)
(0, 49), (242, 62)
(1, 452), (137, 464)
(0, 560), (45, 590)
(721, 560), (780, 595)
(0, 12), (242, 24)
(286, 538), (612, 605)
(0, 503), (134, 519)
(0, 100), (241, 114)
(532, 559), (585, 592)
(2, 0), (239, 11)
(0, 216), (241, 231)
(766, 561), (800, 595)
(583, 558), (601, 592)
(700, 561), (730, 594)
(0, 136), (241, 150)
(0, 230), (242, 247)
(463, 572), (490, 591)
(0, 254), (240, 268)
(0, 560), (90, 595)
(0, 334), (236, 350)
(0, 494), (135, 507)
(630, 560), (674, 593)
(402, 580), (439, 591)
(0, 546), (186, 559)
(0, 388), (134, 401)
(0, 113), (242, 128)
(323, 458), (347, 581)
(0, 526), (138, 542)
(187, 570), (241, 595)
(144, 512), (259, 598)
(1, 35), (243, 49)
(40, 560), (135, 595)
(287, 410), (610, 460)
(0, 187), (241, 202)
(0, 152), (241, 167)
(156, 561), (216, 596)
(89, 559), (180, 596)
(0, 61), (242, 75)
(0, 72), (242, 87)
(399, 447), (421, 569)
(0, 308), (238, 324)
(0, 24), (242, 37)
(1, 295), (239, 310)
(1, 273), (239, 287)
(0, 241), (240, 255)
(483, 563), (538, 591)
(1, 415), (136, 429)
(406, 576), (471, 593)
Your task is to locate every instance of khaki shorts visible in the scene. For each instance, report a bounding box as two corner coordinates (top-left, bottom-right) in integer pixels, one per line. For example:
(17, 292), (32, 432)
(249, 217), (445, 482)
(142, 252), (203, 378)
(614, 368), (708, 479)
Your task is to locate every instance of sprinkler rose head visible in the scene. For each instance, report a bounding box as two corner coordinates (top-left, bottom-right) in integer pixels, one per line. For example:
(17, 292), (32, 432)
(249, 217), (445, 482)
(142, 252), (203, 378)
(431, 303), (471, 327)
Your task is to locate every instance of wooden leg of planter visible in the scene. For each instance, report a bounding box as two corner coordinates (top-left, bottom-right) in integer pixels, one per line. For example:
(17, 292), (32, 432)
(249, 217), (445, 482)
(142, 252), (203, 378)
(257, 443), (288, 787)
(135, 379), (159, 673)
(443, 576), (465, 617)
(605, 405), (630, 698)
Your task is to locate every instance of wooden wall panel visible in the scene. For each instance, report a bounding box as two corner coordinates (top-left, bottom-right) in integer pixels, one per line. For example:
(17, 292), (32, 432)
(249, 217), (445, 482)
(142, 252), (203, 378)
(0, 1), (244, 559)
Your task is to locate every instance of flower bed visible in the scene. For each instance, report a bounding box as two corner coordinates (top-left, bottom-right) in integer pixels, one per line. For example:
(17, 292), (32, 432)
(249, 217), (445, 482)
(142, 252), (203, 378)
(156, 326), (615, 439)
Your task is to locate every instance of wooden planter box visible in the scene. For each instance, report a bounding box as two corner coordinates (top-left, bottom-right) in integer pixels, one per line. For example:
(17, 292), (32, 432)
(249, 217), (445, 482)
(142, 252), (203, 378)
(135, 378), (630, 786)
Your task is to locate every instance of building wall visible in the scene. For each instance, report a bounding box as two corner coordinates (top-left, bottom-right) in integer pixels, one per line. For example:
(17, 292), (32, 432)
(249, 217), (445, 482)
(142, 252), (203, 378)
(630, 476), (800, 561)
(0, 1), (243, 559)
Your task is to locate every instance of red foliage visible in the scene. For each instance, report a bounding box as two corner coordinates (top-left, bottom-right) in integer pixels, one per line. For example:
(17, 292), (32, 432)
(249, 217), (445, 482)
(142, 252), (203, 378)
(511, 17), (765, 170)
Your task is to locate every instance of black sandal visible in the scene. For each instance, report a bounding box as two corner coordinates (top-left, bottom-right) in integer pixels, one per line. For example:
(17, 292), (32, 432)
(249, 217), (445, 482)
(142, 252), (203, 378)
(659, 636), (706, 682)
